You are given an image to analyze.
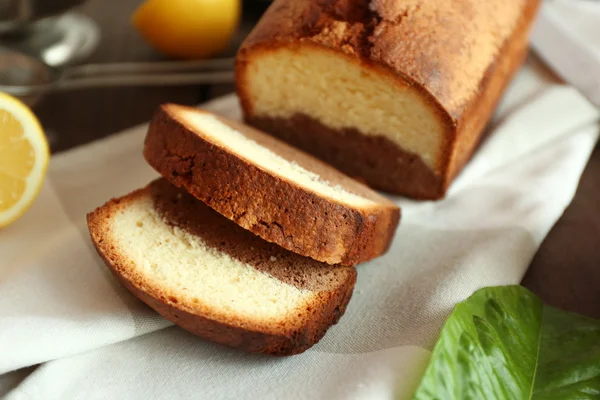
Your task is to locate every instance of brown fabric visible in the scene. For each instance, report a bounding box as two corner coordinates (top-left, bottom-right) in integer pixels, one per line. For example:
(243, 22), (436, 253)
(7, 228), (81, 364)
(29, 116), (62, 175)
(87, 179), (357, 355)
(235, 0), (541, 199)
(143, 104), (400, 266)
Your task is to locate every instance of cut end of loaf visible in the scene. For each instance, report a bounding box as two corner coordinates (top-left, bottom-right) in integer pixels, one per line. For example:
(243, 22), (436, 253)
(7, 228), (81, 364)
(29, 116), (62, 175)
(238, 44), (448, 176)
(87, 179), (357, 355)
(235, 0), (540, 199)
(93, 195), (313, 324)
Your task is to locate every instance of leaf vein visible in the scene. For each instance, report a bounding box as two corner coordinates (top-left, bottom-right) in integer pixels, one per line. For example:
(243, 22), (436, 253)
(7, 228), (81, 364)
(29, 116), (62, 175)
(529, 305), (545, 399)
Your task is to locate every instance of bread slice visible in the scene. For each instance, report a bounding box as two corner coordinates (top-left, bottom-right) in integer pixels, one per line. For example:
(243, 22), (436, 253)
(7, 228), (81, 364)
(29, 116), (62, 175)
(143, 104), (400, 266)
(235, 0), (541, 199)
(87, 179), (356, 355)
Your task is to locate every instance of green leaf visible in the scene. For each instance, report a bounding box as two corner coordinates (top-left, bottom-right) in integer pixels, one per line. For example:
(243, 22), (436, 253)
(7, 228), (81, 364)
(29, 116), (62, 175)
(411, 286), (600, 400)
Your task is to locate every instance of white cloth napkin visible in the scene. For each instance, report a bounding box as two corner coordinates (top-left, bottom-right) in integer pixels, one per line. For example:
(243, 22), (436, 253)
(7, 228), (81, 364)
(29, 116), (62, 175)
(543, 0), (600, 50)
(2, 10), (600, 397)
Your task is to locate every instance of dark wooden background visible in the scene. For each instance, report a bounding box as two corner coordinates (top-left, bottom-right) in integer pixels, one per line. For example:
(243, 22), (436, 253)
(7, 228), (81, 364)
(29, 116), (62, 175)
(35, 0), (600, 318)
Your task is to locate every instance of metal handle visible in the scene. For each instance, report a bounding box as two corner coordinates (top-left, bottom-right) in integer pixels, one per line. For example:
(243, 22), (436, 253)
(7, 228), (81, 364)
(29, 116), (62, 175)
(54, 70), (236, 90)
(0, 57), (236, 96)
(62, 58), (235, 78)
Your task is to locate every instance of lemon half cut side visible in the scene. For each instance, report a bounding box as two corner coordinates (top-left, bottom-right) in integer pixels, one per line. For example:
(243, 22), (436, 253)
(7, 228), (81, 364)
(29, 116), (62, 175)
(0, 92), (49, 228)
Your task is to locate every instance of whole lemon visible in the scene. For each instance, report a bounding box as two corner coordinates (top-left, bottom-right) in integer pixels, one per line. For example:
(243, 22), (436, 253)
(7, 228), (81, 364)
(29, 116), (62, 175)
(133, 0), (240, 60)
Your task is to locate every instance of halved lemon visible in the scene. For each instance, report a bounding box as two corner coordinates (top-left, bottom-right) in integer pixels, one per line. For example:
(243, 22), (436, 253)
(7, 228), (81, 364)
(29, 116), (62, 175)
(0, 93), (49, 228)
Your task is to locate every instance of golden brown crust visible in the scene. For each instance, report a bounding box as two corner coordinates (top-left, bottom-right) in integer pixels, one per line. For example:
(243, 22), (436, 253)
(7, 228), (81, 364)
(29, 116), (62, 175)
(86, 180), (357, 356)
(235, 0), (541, 199)
(445, 1), (540, 183)
(143, 104), (400, 266)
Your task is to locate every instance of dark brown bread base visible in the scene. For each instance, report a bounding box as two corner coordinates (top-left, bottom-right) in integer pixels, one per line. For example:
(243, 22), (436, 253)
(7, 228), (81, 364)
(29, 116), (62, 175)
(87, 179), (357, 356)
(247, 114), (444, 200)
(144, 105), (400, 266)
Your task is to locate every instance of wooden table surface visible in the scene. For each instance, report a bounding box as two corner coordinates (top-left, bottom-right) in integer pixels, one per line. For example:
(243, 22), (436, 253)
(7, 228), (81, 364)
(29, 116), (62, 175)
(35, 0), (600, 319)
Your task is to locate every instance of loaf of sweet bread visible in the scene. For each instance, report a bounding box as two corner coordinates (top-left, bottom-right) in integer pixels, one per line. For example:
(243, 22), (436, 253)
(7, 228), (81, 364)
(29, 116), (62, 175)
(236, 0), (541, 199)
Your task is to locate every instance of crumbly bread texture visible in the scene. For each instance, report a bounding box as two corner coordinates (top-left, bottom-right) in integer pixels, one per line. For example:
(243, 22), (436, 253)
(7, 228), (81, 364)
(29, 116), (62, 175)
(87, 179), (357, 355)
(236, 0), (541, 199)
(144, 104), (400, 266)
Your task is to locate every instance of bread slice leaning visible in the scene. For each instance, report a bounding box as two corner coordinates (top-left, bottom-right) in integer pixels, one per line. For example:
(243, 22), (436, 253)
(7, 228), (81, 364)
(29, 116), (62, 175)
(87, 179), (356, 355)
(144, 104), (400, 266)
